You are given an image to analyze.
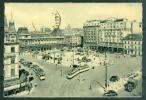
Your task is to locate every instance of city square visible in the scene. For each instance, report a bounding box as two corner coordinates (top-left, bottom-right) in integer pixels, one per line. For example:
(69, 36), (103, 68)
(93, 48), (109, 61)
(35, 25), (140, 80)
(13, 48), (142, 97)
(4, 3), (142, 97)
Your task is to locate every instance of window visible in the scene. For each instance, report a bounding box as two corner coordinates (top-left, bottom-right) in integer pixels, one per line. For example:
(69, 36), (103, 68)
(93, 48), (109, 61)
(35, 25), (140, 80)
(11, 68), (15, 77)
(11, 57), (15, 64)
(11, 47), (15, 53)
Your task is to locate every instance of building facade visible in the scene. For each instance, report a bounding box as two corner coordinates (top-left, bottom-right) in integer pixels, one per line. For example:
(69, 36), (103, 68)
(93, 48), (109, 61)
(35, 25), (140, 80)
(83, 18), (142, 52)
(65, 34), (82, 47)
(123, 34), (142, 56)
(18, 28), (66, 52)
(4, 16), (25, 96)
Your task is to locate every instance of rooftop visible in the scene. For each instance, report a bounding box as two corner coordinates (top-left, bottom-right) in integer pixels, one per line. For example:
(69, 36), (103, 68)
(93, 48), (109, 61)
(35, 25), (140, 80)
(17, 27), (29, 34)
(123, 34), (143, 41)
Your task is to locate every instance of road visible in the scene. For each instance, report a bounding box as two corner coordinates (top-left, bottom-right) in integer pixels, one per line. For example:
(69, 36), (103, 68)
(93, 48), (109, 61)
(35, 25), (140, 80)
(16, 52), (142, 97)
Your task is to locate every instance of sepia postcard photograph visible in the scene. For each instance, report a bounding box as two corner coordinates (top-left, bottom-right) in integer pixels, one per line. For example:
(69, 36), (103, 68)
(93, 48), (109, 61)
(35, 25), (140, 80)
(4, 3), (142, 97)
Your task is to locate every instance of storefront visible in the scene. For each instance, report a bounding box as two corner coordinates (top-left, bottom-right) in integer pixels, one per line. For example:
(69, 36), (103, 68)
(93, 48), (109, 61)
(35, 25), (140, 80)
(4, 75), (27, 96)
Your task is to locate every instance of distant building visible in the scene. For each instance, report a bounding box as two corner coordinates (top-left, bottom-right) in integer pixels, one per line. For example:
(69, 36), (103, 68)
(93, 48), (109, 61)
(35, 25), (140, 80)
(4, 15), (25, 96)
(65, 34), (82, 47)
(17, 27), (31, 39)
(40, 27), (51, 33)
(83, 18), (142, 52)
(122, 34), (142, 56)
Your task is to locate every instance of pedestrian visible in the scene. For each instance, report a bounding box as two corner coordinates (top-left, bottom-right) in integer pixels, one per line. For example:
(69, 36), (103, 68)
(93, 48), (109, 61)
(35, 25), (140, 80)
(34, 82), (38, 87)
(25, 81), (29, 90)
(28, 82), (32, 95)
(89, 85), (92, 90)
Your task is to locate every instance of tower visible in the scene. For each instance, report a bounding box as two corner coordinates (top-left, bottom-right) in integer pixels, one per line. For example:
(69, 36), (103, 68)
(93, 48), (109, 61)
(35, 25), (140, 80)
(51, 11), (62, 36)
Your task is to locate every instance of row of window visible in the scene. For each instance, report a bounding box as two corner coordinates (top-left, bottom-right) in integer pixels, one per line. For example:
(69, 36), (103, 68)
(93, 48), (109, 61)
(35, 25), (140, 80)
(124, 41), (141, 45)
(125, 45), (141, 49)
(85, 22), (125, 27)
(85, 31), (123, 36)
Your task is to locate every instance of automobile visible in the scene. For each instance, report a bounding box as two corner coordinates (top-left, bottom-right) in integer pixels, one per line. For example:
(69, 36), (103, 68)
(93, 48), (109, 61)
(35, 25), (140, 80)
(110, 76), (119, 82)
(103, 90), (118, 97)
(124, 78), (137, 92)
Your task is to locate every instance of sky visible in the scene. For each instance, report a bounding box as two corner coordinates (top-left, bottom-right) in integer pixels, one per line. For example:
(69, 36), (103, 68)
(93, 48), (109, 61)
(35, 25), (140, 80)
(5, 3), (142, 31)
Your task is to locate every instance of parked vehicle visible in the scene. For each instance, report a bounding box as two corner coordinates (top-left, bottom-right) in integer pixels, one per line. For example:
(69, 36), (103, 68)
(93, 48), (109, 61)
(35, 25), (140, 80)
(110, 76), (119, 82)
(103, 90), (118, 97)
(124, 78), (137, 92)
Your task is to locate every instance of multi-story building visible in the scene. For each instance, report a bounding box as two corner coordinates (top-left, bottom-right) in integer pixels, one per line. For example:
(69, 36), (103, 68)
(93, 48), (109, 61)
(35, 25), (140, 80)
(83, 18), (142, 52)
(65, 34), (82, 47)
(122, 34), (142, 56)
(18, 28), (66, 52)
(4, 16), (26, 96)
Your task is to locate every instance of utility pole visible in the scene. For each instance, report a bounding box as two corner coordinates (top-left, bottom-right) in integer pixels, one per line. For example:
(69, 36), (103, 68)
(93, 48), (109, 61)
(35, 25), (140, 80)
(105, 49), (108, 91)
(73, 48), (74, 65)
